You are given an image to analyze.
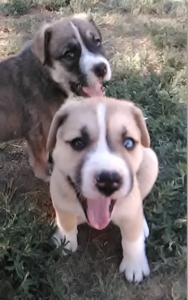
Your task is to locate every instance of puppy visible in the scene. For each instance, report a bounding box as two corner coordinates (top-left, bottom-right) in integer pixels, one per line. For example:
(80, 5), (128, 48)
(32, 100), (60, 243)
(0, 13), (111, 181)
(47, 97), (159, 283)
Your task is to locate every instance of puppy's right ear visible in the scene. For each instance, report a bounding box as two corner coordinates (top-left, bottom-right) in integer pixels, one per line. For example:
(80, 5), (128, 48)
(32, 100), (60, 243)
(47, 109), (68, 152)
(31, 23), (52, 65)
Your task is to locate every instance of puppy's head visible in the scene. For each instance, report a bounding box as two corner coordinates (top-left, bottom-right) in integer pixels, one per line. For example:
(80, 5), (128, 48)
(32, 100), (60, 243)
(47, 97), (150, 230)
(32, 13), (111, 97)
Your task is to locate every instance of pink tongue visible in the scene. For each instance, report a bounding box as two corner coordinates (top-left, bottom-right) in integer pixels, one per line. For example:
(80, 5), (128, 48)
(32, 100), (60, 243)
(82, 82), (104, 97)
(86, 198), (111, 230)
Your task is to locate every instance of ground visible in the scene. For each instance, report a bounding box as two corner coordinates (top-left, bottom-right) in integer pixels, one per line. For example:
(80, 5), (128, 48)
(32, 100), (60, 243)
(0, 0), (187, 299)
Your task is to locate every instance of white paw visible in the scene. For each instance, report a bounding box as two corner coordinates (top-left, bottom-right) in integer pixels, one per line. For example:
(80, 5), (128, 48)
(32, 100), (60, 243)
(120, 235), (150, 283)
(143, 216), (149, 239)
(119, 252), (150, 283)
(52, 227), (78, 253)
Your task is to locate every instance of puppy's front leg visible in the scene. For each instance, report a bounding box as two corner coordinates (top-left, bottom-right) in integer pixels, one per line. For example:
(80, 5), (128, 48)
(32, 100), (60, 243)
(119, 207), (150, 283)
(53, 209), (78, 253)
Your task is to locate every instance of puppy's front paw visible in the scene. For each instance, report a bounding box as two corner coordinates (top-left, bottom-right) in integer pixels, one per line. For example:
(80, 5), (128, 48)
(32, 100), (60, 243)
(52, 227), (78, 253)
(119, 252), (150, 283)
(120, 235), (150, 283)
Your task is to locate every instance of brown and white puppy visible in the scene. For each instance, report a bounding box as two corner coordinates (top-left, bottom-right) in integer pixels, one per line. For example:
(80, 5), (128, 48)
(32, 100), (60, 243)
(47, 97), (159, 283)
(0, 13), (111, 181)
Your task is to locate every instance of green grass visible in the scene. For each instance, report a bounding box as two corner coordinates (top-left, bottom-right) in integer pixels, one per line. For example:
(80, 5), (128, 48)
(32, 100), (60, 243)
(0, 0), (70, 15)
(0, 185), (68, 299)
(0, 0), (34, 15)
(0, 0), (187, 299)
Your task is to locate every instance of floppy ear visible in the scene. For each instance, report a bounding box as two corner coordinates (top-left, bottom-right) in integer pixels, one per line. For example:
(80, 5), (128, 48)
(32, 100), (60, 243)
(47, 109), (68, 152)
(132, 105), (150, 148)
(31, 23), (52, 65)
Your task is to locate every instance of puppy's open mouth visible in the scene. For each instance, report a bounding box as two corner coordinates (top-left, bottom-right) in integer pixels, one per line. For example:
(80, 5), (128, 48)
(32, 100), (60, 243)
(71, 81), (105, 97)
(67, 176), (116, 230)
(86, 197), (116, 230)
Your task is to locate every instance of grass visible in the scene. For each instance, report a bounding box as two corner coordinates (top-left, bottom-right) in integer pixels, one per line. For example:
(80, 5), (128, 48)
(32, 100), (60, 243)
(0, 0), (187, 299)
(0, 0), (70, 16)
(0, 196), (67, 299)
(0, 0), (34, 15)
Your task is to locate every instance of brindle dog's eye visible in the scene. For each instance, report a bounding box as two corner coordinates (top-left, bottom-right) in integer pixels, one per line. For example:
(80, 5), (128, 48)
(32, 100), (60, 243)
(93, 37), (101, 47)
(70, 138), (86, 151)
(96, 39), (101, 46)
(63, 50), (75, 59)
(124, 138), (135, 150)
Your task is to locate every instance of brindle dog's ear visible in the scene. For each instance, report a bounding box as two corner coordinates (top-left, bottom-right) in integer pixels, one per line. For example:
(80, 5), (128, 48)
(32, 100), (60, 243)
(47, 109), (68, 152)
(132, 105), (150, 148)
(31, 23), (52, 65)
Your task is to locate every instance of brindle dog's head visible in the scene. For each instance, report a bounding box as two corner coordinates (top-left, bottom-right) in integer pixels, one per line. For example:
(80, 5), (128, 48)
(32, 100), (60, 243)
(32, 13), (111, 97)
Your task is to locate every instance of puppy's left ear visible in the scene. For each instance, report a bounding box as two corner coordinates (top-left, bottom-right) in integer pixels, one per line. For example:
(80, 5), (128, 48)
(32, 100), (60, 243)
(132, 105), (150, 148)
(47, 109), (68, 152)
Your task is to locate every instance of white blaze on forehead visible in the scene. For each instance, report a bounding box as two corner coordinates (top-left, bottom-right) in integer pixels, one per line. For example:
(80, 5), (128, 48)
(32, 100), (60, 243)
(70, 22), (111, 84)
(96, 103), (107, 150)
(70, 21), (85, 48)
(81, 102), (132, 201)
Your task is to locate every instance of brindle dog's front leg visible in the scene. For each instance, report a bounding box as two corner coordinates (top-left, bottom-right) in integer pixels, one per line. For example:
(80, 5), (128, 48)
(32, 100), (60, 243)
(27, 140), (51, 182)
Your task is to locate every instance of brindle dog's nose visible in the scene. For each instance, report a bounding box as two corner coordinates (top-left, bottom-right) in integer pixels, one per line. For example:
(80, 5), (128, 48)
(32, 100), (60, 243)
(93, 62), (107, 78)
(95, 171), (122, 196)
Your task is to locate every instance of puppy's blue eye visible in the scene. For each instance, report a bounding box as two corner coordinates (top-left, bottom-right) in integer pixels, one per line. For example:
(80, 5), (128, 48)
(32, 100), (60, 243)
(70, 138), (85, 151)
(124, 138), (135, 150)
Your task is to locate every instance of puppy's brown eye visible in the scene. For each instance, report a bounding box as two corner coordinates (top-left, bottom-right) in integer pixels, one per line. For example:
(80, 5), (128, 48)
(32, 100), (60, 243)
(124, 138), (135, 150)
(63, 50), (75, 59)
(70, 138), (85, 151)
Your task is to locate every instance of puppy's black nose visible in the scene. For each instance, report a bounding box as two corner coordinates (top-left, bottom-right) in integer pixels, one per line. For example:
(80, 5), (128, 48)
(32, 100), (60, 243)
(95, 171), (122, 196)
(94, 62), (107, 78)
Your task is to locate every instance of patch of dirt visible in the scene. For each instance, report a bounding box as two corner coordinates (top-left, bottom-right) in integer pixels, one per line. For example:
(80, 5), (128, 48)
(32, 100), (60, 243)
(0, 142), (53, 216)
